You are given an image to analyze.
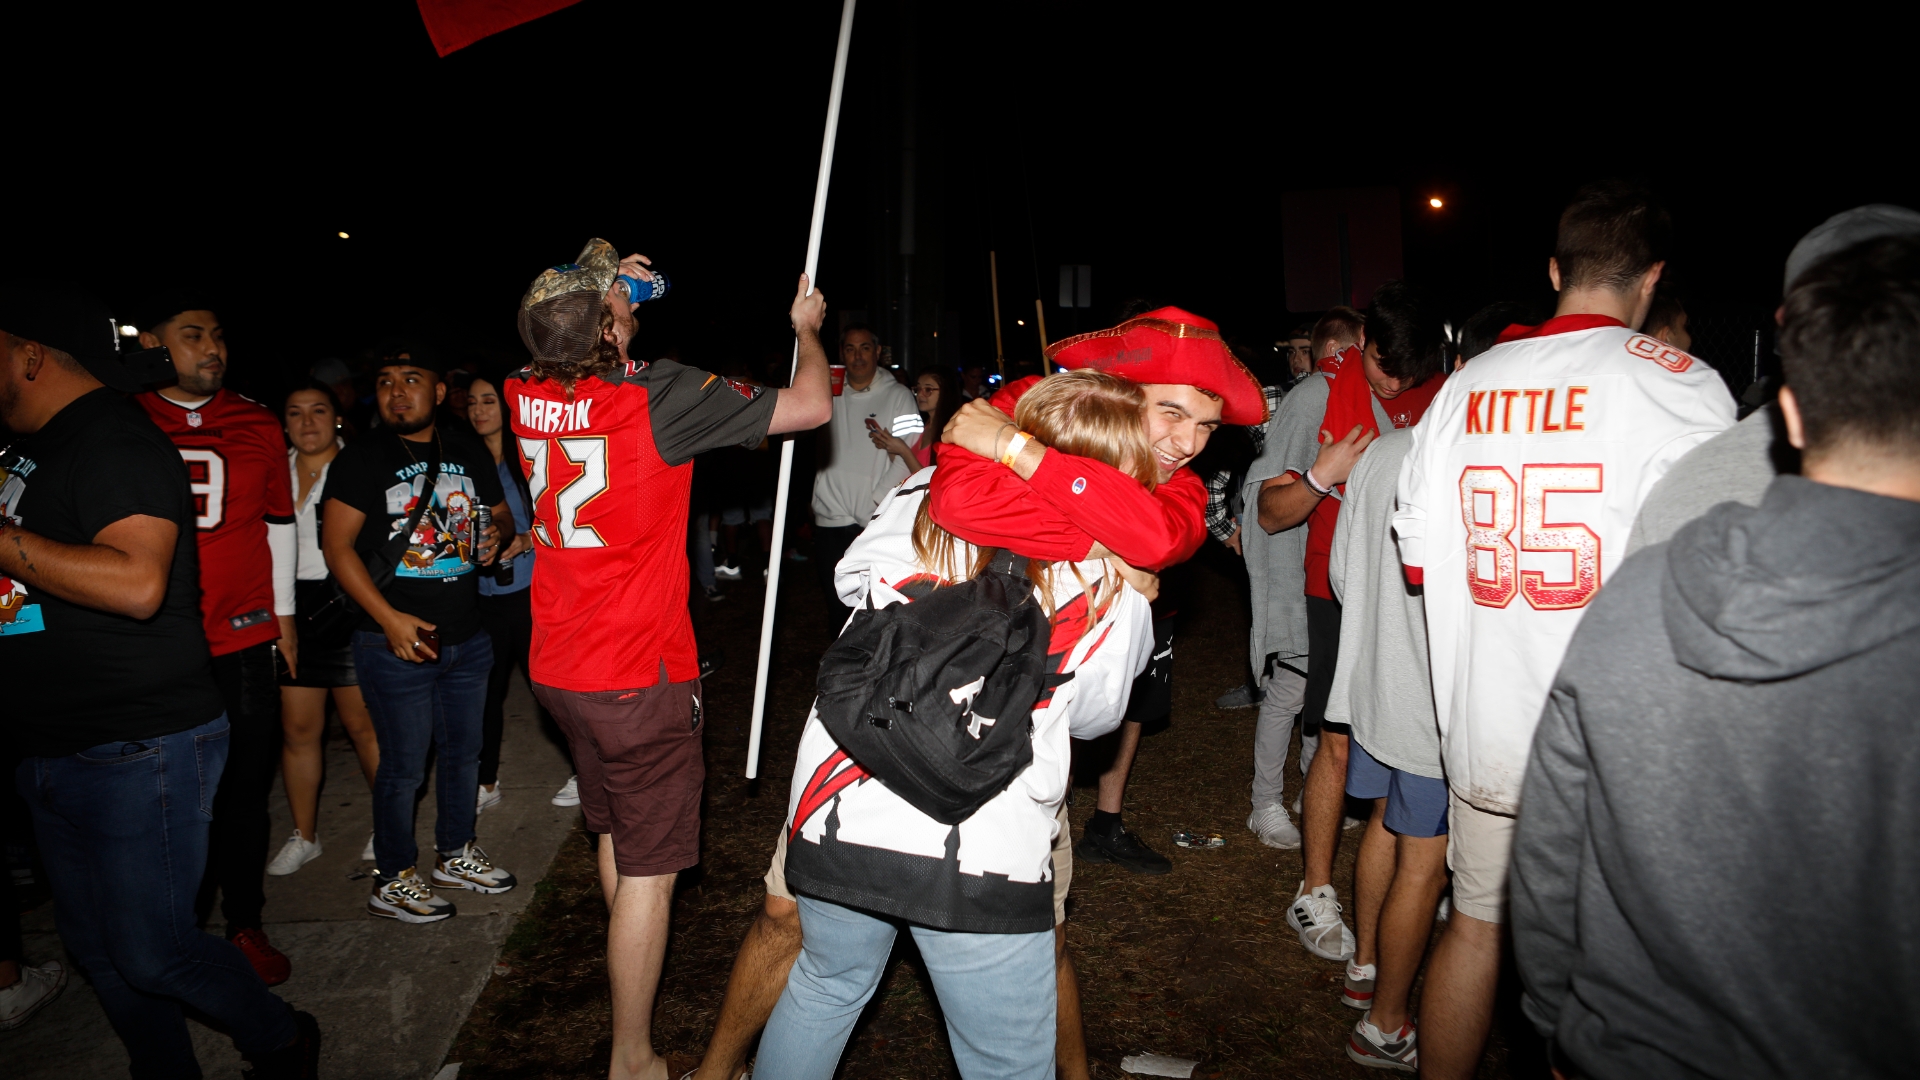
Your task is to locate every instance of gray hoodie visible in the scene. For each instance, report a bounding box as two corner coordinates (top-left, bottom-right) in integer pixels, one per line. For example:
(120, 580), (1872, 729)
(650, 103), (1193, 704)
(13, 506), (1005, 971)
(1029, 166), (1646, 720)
(1511, 475), (1920, 1079)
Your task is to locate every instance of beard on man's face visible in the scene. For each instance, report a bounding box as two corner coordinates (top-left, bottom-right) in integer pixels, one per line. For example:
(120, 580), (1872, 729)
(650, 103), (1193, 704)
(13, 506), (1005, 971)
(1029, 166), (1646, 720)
(176, 365), (224, 396)
(383, 409), (433, 435)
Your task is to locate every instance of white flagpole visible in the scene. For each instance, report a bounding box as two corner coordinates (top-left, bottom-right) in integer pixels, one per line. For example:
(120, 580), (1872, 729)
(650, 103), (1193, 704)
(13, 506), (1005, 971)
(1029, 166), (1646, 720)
(747, 0), (858, 780)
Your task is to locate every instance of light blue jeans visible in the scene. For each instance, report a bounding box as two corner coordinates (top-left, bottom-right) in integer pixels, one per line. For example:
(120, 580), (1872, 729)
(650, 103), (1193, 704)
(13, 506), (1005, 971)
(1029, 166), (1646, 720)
(757, 895), (1056, 1080)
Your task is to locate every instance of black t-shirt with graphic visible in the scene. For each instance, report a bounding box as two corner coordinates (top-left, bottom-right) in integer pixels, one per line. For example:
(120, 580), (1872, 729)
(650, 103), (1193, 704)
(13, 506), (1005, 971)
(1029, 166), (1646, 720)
(321, 427), (505, 646)
(1, 389), (225, 756)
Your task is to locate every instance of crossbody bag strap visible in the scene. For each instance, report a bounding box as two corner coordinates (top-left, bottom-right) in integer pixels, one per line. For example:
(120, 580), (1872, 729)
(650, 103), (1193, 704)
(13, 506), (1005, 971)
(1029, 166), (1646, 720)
(365, 444), (443, 589)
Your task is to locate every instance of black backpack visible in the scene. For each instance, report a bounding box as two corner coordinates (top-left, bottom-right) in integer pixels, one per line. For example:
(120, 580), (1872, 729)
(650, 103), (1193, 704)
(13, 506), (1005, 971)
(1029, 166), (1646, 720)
(815, 551), (1054, 826)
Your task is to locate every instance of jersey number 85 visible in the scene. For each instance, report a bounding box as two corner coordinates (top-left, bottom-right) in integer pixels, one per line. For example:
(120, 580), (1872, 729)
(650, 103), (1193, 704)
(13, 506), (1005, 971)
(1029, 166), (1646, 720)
(1458, 464), (1603, 611)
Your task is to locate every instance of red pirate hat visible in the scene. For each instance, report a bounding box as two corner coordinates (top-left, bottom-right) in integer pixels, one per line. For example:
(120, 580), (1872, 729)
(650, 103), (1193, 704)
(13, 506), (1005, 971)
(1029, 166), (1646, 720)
(1044, 306), (1269, 425)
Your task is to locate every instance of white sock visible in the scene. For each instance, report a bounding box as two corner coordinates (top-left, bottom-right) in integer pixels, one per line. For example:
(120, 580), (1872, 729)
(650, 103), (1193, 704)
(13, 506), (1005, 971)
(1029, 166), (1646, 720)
(1348, 960), (1376, 981)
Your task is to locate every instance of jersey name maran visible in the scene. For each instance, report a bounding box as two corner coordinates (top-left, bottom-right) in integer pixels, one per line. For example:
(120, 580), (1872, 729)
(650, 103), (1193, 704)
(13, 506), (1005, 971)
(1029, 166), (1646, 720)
(516, 395), (595, 435)
(1394, 319), (1733, 814)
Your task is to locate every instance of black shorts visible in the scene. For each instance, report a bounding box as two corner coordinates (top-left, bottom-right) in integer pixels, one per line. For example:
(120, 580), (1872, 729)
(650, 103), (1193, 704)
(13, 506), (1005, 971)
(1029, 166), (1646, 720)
(1124, 616), (1175, 726)
(1300, 595), (1347, 738)
(281, 580), (359, 689)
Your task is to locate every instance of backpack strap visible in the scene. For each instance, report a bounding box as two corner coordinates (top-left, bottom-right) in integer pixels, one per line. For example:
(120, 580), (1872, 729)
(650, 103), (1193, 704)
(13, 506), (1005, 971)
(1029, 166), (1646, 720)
(988, 549), (1028, 578)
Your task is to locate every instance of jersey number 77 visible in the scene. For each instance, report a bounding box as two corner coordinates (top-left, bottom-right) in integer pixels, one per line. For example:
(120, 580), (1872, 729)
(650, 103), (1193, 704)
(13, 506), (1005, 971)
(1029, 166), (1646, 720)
(1458, 464), (1603, 611)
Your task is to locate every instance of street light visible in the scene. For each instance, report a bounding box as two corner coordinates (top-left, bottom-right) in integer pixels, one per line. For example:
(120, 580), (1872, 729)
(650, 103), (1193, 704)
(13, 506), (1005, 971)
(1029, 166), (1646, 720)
(1428, 197), (1444, 209)
(337, 231), (351, 239)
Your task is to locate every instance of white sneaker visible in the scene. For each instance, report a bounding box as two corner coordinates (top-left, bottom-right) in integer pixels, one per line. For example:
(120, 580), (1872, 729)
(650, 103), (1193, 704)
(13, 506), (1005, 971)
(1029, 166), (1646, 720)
(361, 832), (376, 861)
(551, 776), (581, 807)
(265, 831), (322, 876)
(1247, 803), (1302, 850)
(368, 868), (455, 924)
(714, 563), (744, 581)
(433, 841), (517, 894)
(1287, 882), (1356, 961)
(476, 784), (504, 815)
(0, 960), (68, 1030)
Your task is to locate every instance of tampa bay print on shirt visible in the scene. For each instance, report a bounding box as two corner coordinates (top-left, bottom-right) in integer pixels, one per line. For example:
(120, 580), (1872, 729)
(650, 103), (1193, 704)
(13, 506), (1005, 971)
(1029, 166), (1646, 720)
(384, 460), (483, 579)
(0, 451), (44, 635)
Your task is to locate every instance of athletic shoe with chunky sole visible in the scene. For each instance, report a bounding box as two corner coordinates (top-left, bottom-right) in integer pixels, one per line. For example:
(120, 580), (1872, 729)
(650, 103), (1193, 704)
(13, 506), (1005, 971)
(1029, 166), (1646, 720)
(369, 869), (454, 924)
(1343, 960), (1376, 1009)
(475, 784), (504, 815)
(1076, 827), (1173, 875)
(434, 842), (517, 894)
(1347, 1014), (1417, 1072)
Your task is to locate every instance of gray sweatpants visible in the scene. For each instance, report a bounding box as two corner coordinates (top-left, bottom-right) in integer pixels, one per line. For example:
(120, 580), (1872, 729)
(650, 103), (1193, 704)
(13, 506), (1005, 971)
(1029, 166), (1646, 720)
(1251, 662), (1310, 810)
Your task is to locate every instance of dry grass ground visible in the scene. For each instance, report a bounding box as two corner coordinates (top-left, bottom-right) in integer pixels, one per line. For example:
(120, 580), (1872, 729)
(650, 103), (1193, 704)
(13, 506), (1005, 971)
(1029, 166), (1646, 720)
(453, 545), (1544, 1078)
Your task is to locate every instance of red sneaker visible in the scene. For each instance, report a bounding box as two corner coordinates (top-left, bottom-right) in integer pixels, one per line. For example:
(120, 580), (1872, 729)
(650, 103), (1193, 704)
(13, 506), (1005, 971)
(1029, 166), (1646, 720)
(230, 928), (291, 986)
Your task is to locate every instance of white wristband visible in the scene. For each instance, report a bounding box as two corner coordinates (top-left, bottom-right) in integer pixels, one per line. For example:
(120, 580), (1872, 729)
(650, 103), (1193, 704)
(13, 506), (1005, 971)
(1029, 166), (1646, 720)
(1304, 469), (1333, 496)
(1001, 430), (1032, 468)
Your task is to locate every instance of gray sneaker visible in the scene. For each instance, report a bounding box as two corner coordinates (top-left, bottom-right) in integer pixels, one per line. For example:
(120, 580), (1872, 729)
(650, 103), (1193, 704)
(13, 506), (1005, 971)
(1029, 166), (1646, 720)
(1347, 1013), (1417, 1071)
(1214, 683), (1263, 709)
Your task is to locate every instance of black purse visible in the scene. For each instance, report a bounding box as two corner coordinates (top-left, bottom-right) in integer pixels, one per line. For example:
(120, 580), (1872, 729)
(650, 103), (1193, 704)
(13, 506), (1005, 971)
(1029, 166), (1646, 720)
(300, 451), (441, 651)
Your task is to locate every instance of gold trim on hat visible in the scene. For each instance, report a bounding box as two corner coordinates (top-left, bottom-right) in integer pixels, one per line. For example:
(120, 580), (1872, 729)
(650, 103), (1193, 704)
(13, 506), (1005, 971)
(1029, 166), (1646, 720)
(1045, 315), (1271, 425)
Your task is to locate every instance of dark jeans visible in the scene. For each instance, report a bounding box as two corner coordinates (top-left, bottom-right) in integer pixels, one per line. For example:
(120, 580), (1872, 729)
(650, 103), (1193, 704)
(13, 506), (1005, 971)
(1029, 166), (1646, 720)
(17, 716), (296, 1078)
(196, 641), (280, 932)
(476, 589), (539, 787)
(813, 523), (864, 632)
(353, 630), (492, 879)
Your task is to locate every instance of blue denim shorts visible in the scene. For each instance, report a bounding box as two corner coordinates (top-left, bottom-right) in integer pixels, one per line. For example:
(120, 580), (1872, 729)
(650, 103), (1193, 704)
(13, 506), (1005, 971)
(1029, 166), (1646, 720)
(1345, 738), (1448, 838)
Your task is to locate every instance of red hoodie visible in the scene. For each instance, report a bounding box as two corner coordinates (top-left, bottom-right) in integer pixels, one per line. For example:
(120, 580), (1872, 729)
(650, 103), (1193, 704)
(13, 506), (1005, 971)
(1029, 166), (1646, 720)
(924, 377), (1208, 572)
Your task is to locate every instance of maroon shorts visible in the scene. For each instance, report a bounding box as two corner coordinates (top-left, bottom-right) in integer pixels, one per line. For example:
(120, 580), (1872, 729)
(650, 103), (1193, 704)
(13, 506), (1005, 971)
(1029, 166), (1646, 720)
(535, 679), (705, 877)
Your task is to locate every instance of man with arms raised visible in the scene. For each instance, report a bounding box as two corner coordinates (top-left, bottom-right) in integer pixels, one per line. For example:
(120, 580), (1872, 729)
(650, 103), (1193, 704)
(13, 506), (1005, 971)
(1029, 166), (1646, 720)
(507, 240), (832, 1080)
(0, 290), (318, 1078)
(1393, 181), (1733, 1078)
(134, 297), (298, 984)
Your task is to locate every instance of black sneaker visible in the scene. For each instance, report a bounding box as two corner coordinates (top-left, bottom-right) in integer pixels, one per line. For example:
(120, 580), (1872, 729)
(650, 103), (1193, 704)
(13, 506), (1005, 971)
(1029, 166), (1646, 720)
(244, 1009), (321, 1080)
(1076, 827), (1173, 875)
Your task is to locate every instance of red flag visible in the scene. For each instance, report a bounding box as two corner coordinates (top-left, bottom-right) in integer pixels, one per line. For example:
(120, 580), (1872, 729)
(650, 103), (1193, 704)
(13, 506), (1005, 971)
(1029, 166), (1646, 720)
(415, 0), (585, 57)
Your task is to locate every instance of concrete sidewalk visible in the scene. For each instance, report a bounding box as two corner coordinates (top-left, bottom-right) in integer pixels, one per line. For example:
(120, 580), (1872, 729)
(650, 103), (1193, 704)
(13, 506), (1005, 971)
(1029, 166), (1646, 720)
(4, 672), (578, 1080)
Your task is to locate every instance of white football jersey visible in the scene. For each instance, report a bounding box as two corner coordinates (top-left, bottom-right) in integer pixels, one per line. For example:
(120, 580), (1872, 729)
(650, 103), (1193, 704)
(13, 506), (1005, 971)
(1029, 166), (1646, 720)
(1394, 319), (1734, 813)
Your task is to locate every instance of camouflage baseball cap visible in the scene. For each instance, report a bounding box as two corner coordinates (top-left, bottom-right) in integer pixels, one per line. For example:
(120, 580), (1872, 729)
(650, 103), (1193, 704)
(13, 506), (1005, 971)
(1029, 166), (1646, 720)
(518, 238), (621, 365)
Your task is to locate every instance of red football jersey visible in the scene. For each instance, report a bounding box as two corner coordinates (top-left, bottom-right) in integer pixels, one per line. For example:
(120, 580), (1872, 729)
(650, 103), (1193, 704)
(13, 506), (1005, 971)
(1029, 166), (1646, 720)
(506, 357), (776, 692)
(138, 389), (294, 655)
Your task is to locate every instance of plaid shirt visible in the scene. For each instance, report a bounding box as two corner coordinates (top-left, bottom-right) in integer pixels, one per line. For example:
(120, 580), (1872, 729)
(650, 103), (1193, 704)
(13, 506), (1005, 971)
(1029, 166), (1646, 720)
(1205, 383), (1288, 543)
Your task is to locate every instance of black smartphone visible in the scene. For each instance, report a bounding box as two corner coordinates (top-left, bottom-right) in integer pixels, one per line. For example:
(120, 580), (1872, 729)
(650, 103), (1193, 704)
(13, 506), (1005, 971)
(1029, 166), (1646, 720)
(414, 628), (441, 663)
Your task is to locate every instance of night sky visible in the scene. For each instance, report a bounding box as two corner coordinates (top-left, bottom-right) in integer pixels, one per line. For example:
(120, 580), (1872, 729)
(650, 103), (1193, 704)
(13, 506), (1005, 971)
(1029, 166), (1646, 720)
(13, 3), (1912, 401)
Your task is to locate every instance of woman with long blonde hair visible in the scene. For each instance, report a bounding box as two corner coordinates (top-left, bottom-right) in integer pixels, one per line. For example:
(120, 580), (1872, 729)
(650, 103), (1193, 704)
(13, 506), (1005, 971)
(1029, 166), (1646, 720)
(759, 369), (1160, 1080)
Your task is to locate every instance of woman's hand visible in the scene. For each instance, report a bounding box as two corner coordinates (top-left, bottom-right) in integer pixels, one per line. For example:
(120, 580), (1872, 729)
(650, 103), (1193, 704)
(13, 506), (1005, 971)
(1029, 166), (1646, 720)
(500, 532), (533, 563)
(869, 428), (916, 460)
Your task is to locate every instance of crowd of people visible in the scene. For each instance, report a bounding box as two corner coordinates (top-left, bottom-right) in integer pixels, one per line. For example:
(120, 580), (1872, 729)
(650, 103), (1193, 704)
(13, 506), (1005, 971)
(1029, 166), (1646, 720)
(2, 185), (1917, 1080)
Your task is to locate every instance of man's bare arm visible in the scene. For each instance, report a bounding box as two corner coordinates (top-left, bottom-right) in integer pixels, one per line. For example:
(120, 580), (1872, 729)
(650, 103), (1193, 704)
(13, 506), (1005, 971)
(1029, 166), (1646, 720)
(0, 515), (178, 619)
(1256, 425), (1376, 533)
(769, 276), (833, 435)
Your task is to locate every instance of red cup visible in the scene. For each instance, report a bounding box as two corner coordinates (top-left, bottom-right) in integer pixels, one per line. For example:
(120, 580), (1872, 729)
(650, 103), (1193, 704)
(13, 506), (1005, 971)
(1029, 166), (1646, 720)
(830, 365), (847, 396)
